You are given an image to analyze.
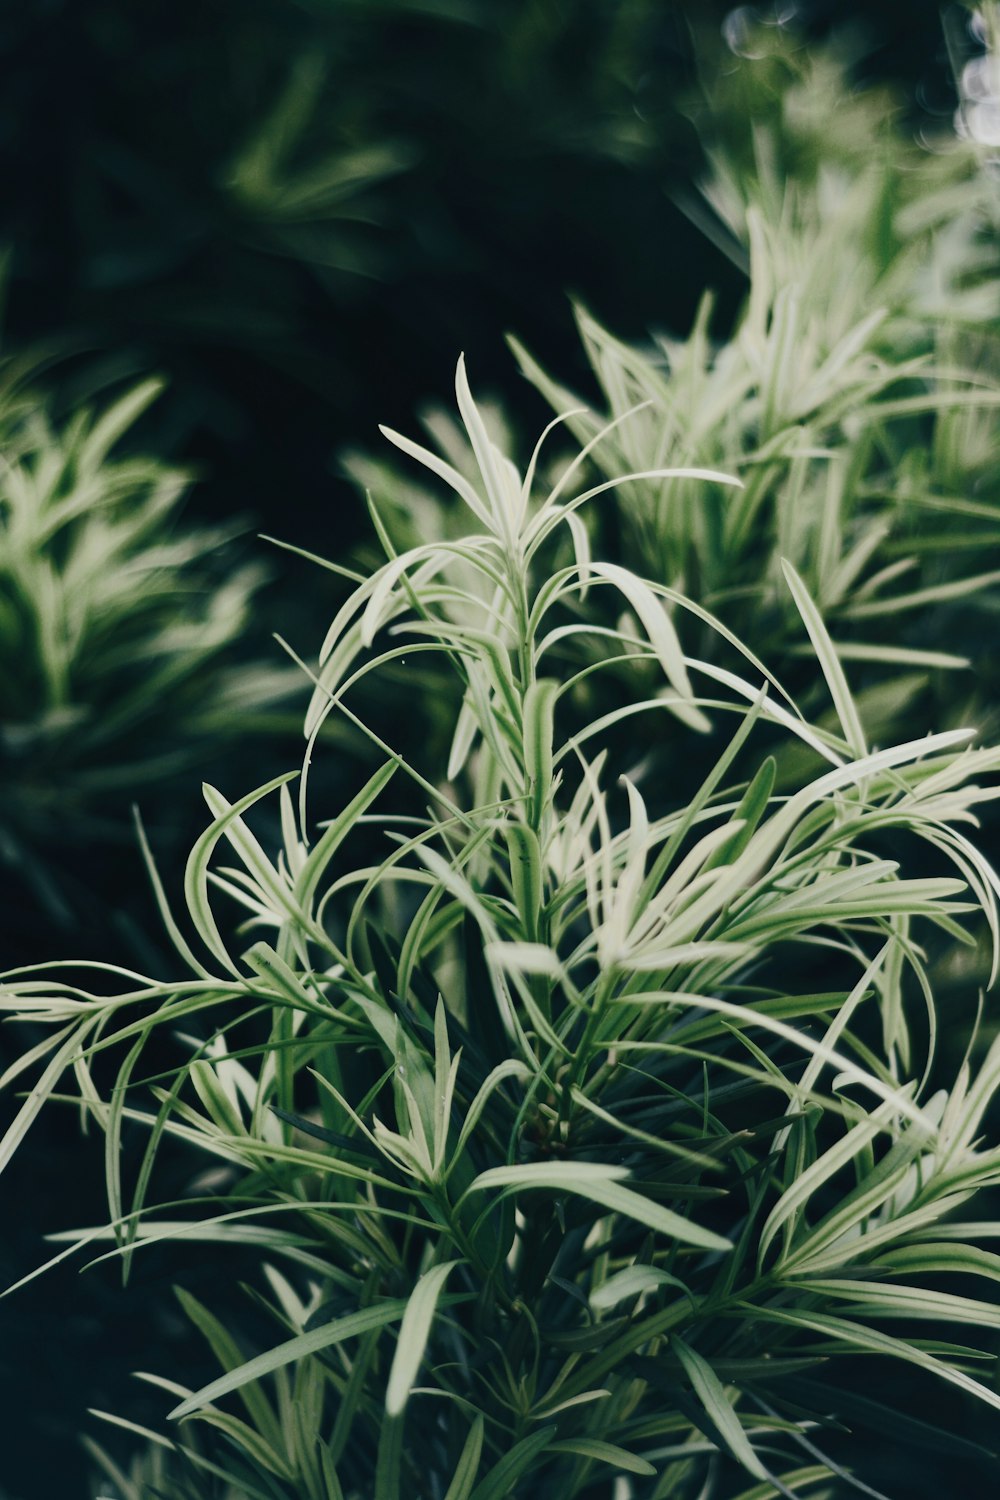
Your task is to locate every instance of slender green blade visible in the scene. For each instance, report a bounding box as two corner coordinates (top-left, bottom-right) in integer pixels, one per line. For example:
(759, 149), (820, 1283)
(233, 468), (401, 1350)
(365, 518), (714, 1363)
(385, 1261), (460, 1416)
(673, 1335), (767, 1478)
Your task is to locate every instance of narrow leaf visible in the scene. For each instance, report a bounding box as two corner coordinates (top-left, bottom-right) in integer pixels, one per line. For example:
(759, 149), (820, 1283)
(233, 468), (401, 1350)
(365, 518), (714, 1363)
(385, 1261), (460, 1416)
(673, 1335), (767, 1479)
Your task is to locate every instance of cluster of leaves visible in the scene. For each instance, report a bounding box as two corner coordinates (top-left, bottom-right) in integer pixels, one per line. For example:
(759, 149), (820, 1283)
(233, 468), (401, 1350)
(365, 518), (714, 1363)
(3, 10), (1000, 1500)
(4, 356), (1000, 1498)
(348, 14), (1000, 787)
(508, 21), (1000, 717)
(0, 366), (295, 932)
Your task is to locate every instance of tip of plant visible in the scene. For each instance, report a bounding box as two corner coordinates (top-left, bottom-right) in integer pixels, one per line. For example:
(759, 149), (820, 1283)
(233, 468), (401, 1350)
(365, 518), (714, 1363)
(505, 331), (530, 365)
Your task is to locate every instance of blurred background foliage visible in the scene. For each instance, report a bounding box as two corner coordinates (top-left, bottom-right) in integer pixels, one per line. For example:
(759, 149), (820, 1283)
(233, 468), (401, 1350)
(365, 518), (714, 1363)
(0, 371), (304, 951)
(0, 0), (995, 1495)
(0, 0), (952, 548)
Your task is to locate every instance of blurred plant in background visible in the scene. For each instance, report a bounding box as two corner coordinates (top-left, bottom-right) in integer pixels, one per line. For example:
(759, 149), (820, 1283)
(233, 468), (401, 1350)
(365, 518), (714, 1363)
(0, 372), (299, 939)
(0, 0), (735, 547)
(2, 0), (951, 555)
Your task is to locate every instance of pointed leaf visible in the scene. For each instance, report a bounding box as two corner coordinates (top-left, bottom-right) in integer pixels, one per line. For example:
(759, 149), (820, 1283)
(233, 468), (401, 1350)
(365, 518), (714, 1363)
(385, 1261), (460, 1416)
(673, 1335), (767, 1478)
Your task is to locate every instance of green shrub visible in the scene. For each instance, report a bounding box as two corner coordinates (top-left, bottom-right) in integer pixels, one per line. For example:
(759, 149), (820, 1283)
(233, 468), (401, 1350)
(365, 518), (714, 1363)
(5, 361), (1000, 1497)
(350, 18), (1000, 781)
(0, 373), (296, 928)
(511, 22), (1000, 709)
(5, 13), (1000, 1497)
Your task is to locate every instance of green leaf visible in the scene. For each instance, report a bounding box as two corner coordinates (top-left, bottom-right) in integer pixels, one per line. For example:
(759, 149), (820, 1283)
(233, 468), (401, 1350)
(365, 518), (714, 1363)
(296, 760), (397, 912)
(873, 1241), (1000, 1284)
(758, 1108), (887, 1270)
(788, 563), (865, 756)
(523, 677), (559, 829)
(746, 1305), (1000, 1414)
(590, 1265), (691, 1311)
(703, 757), (775, 871)
(174, 1288), (283, 1453)
(447, 1059), (533, 1176)
(546, 1438), (655, 1476)
(454, 354), (519, 540)
(0, 1024), (89, 1183)
(443, 1415), (485, 1500)
(375, 1412), (404, 1500)
(469, 1428), (556, 1500)
(244, 941), (332, 1018)
(727, 1465), (833, 1500)
(791, 1378), (998, 1464)
(589, 562), (710, 732)
(183, 771), (299, 975)
(845, 568), (1000, 617)
(320, 1446), (347, 1500)
(188, 1059), (245, 1138)
(385, 1260), (460, 1416)
(80, 378), (164, 471)
(794, 1278), (1000, 1328)
(170, 1301), (408, 1418)
(466, 1164), (732, 1252)
(378, 422), (492, 530)
(673, 1335), (767, 1479)
(505, 821), (543, 940)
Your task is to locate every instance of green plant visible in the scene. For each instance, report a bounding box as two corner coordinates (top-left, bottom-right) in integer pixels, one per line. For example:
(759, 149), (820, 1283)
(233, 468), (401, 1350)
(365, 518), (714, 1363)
(5, 360), (1000, 1497)
(506, 14), (1000, 746)
(0, 373), (296, 927)
(340, 18), (1000, 809)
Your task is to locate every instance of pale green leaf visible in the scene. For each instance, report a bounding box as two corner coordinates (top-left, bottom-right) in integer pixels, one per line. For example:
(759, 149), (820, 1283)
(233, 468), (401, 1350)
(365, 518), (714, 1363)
(385, 1261), (460, 1416)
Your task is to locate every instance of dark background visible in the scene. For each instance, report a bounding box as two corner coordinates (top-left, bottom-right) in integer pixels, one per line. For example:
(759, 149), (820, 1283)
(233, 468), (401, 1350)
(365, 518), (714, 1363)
(0, 1), (969, 1493)
(1, 0), (955, 548)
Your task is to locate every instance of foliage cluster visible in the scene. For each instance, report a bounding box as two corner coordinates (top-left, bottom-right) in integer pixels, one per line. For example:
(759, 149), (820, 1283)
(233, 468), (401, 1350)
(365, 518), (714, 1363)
(7, 347), (1000, 1498)
(0, 366), (298, 937)
(3, 8), (1000, 1500)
